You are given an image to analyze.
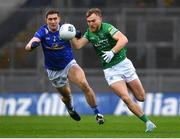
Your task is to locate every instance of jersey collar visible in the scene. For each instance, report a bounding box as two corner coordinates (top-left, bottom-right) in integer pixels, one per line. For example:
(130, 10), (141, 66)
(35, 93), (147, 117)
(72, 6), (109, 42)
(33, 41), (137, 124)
(47, 24), (60, 32)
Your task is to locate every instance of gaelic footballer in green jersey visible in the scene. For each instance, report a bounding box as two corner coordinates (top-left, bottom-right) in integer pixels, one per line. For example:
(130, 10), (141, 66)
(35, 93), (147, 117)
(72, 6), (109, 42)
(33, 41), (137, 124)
(71, 8), (156, 132)
(83, 22), (127, 69)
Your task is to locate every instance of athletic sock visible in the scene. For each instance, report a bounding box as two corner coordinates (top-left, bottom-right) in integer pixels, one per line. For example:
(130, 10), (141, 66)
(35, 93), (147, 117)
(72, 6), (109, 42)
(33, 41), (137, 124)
(91, 106), (100, 115)
(139, 114), (149, 123)
(66, 103), (73, 111)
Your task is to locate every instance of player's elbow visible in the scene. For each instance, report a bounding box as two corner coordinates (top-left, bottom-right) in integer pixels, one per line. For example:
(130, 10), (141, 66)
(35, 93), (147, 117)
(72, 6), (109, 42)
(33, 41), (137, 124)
(25, 45), (32, 51)
(124, 36), (128, 44)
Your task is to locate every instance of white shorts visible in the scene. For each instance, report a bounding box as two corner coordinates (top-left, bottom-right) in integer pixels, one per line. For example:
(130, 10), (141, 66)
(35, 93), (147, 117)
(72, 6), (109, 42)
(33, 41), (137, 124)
(103, 58), (138, 85)
(46, 59), (78, 88)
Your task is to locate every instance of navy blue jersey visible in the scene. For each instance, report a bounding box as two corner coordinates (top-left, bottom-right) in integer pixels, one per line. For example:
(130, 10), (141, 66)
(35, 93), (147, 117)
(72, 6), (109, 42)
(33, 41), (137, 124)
(34, 24), (74, 70)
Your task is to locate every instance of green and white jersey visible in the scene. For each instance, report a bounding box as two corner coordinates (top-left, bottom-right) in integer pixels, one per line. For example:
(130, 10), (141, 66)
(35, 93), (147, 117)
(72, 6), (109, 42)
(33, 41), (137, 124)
(83, 22), (127, 69)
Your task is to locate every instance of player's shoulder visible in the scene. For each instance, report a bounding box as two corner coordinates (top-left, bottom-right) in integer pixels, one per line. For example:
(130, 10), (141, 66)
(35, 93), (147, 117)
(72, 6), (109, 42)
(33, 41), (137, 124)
(38, 24), (46, 30)
(102, 22), (113, 28)
(102, 22), (118, 34)
(38, 24), (49, 34)
(102, 22), (114, 31)
(84, 27), (90, 37)
(34, 24), (49, 39)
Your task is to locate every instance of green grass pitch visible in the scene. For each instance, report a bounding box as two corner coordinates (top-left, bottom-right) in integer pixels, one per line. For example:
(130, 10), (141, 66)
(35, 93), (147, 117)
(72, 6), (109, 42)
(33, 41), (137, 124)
(0, 115), (179, 138)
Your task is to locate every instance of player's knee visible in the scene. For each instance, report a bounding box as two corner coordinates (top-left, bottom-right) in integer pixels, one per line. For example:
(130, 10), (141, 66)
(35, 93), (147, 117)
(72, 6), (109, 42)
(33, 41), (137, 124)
(137, 94), (145, 102)
(121, 96), (132, 105)
(136, 90), (145, 102)
(78, 80), (90, 91)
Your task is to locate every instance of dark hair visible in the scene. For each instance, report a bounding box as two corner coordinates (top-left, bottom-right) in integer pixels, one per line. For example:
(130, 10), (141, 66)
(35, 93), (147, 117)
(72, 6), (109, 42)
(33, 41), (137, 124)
(45, 9), (60, 18)
(86, 8), (102, 18)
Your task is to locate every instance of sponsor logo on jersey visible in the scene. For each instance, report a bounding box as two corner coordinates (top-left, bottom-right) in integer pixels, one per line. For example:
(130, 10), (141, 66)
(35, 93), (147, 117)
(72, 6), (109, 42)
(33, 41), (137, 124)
(45, 43), (64, 50)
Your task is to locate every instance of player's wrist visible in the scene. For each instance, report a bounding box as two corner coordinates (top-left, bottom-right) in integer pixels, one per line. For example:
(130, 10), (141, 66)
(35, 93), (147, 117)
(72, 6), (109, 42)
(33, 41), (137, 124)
(31, 41), (40, 50)
(111, 49), (116, 54)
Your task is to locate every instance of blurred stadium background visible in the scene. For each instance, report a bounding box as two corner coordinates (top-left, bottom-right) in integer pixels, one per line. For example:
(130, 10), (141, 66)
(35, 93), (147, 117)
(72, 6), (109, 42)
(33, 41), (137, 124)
(0, 0), (180, 117)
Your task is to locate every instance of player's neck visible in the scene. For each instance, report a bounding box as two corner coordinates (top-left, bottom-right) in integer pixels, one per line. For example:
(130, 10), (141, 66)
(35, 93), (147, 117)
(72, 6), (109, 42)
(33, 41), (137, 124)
(98, 23), (102, 30)
(47, 25), (60, 32)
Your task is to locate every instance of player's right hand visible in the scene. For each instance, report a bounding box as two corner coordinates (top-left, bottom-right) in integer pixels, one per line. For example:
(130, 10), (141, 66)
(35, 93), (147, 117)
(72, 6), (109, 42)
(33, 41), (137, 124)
(102, 50), (114, 63)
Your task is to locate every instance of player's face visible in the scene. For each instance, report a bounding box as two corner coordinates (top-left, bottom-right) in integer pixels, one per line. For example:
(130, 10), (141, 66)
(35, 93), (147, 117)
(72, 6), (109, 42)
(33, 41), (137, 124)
(46, 14), (60, 32)
(86, 13), (102, 32)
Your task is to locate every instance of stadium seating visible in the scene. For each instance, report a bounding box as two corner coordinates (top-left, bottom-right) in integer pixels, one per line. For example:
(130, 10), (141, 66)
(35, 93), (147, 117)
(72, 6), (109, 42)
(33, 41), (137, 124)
(1, 1), (180, 92)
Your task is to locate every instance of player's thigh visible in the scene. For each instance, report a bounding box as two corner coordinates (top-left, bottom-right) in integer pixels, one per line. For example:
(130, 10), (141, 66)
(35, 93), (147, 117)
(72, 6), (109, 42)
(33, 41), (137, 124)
(68, 65), (87, 85)
(127, 78), (145, 101)
(110, 80), (130, 100)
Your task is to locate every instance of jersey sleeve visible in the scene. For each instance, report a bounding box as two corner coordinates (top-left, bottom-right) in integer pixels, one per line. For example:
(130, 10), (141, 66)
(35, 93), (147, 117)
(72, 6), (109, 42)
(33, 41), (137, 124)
(83, 31), (89, 40)
(34, 26), (46, 40)
(106, 23), (119, 37)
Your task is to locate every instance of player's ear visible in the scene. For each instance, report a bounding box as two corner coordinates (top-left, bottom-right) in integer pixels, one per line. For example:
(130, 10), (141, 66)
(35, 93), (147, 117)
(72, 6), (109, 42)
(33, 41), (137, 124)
(99, 16), (102, 22)
(58, 16), (61, 22)
(45, 17), (48, 24)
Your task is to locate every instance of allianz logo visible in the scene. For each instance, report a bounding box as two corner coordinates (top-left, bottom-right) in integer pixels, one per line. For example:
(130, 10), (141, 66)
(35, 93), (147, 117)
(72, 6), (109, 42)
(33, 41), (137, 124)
(0, 93), (67, 116)
(114, 93), (180, 116)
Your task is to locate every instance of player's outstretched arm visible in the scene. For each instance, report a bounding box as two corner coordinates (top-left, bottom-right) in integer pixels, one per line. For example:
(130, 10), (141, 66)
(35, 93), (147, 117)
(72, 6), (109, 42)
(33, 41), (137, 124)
(71, 37), (89, 49)
(25, 37), (41, 51)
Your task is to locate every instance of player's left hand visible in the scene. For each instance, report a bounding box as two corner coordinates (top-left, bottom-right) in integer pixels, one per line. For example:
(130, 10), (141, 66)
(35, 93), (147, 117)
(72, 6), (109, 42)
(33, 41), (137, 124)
(102, 50), (114, 63)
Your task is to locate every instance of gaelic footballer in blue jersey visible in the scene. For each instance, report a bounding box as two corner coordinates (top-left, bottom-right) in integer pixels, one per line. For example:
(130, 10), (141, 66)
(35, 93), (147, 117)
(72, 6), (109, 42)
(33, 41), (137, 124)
(25, 9), (104, 124)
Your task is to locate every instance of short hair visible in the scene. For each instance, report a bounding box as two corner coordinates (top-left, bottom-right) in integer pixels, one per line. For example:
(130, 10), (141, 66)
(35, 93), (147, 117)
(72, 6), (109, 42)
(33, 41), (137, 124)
(45, 9), (60, 18)
(86, 8), (102, 18)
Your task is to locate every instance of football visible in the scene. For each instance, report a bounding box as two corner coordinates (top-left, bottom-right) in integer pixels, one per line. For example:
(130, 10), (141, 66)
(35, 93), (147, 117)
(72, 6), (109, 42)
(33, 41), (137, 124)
(59, 23), (76, 40)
